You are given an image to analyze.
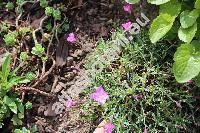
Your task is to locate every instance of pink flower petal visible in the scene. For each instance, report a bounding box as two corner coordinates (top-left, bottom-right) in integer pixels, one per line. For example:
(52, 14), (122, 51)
(67, 33), (76, 43)
(66, 99), (76, 108)
(122, 21), (133, 31)
(104, 122), (115, 133)
(187, 80), (193, 84)
(144, 127), (148, 133)
(123, 4), (132, 14)
(90, 86), (109, 105)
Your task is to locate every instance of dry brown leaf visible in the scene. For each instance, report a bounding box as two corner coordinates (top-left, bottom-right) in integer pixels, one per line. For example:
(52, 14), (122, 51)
(56, 36), (69, 66)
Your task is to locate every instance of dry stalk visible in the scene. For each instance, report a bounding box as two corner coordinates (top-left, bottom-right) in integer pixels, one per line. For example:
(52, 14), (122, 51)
(31, 57), (56, 87)
(32, 16), (49, 44)
(16, 0), (39, 28)
(16, 87), (54, 97)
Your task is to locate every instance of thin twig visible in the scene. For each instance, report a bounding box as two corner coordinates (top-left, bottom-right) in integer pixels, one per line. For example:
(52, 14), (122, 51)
(41, 61), (46, 76)
(39, 16), (48, 35)
(21, 92), (25, 102)
(16, 13), (22, 28)
(32, 29), (40, 44)
(46, 28), (55, 56)
(32, 16), (48, 44)
(16, 87), (54, 97)
(51, 75), (58, 93)
(31, 57), (56, 87)
(55, 22), (60, 45)
(16, 0), (38, 28)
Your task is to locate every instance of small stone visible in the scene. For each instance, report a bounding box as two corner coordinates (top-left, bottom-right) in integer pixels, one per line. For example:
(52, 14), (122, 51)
(44, 104), (57, 117)
(45, 125), (55, 132)
(66, 56), (74, 66)
(53, 84), (63, 93)
(64, 72), (76, 81)
(71, 49), (84, 57)
(38, 105), (46, 115)
(58, 82), (67, 88)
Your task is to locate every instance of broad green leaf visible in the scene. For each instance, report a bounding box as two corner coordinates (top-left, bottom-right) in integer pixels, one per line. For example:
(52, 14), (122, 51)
(173, 41), (200, 83)
(125, 0), (140, 4)
(149, 13), (175, 43)
(178, 22), (197, 43)
(147, 0), (171, 5)
(3, 96), (17, 114)
(165, 21), (179, 40)
(160, 0), (181, 17)
(9, 102), (18, 114)
(195, 0), (200, 9)
(195, 17), (200, 39)
(180, 9), (200, 28)
(194, 73), (200, 87)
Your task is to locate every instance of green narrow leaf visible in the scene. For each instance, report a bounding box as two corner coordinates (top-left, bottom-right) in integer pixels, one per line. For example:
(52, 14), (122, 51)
(180, 9), (200, 28)
(125, 0), (140, 4)
(160, 0), (181, 17)
(17, 102), (24, 119)
(147, 0), (171, 5)
(0, 71), (3, 79)
(195, 0), (200, 9)
(178, 22), (197, 43)
(149, 13), (175, 43)
(5, 76), (28, 91)
(173, 41), (200, 83)
(2, 54), (11, 81)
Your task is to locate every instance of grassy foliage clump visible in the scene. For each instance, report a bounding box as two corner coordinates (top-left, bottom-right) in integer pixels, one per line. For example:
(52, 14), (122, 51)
(82, 31), (199, 132)
(0, 55), (34, 132)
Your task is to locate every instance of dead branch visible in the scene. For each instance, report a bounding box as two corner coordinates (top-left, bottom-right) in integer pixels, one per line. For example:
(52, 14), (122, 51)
(32, 16), (49, 44)
(31, 57), (56, 87)
(16, 0), (39, 28)
(16, 87), (54, 97)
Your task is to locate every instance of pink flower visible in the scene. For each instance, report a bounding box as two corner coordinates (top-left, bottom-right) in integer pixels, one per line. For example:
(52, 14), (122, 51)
(104, 122), (115, 133)
(90, 86), (109, 105)
(143, 127), (148, 133)
(66, 99), (76, 108)
(67, 33), (76, 43)
(187, 80), (193, 84)
(123, 4), (132, 14)
(122, 21), (133, 31)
